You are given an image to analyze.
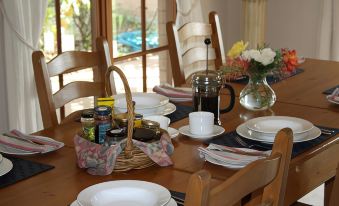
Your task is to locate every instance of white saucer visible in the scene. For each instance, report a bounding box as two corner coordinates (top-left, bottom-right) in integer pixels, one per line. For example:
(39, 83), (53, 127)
(70, 198), (177, 206)
(178, 125), (225, 139)
(168, 127), (179, 138)
(136, 103), (176, 117)
(0, 157), (13, 176)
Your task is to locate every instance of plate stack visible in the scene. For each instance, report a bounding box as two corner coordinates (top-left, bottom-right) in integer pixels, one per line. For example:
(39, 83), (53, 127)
(71, 180), (177, 206)
(0, 153), (13, 177)
(236, 116), (321, 143)
(113, 93), (176, 116)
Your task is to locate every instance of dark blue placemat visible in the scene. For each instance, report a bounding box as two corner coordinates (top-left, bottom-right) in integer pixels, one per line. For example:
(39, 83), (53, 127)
(232, 68), (304, 85)
(0, 155), (54, 188)
(206, 125), (339, 158)
(323, 85), (339, 95)
(170, 190), (185, 206)
(166, 103), (193, 123)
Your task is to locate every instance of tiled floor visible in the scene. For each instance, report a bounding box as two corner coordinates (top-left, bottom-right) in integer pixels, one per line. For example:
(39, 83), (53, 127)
(299, 184), (324, 206)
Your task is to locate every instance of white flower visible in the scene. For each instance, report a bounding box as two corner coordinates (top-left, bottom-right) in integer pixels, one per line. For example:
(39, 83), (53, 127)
(241, 49), (260, 61)
(258, 48), (276, 66)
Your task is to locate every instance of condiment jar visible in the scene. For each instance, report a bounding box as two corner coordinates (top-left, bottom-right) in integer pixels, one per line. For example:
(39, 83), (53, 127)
(114, 113), (143, 129)
(80, 109), (95, 142)
(104, 128), (126, 146)
(94, 106), (112, 144)
(141, 119), (161, 135)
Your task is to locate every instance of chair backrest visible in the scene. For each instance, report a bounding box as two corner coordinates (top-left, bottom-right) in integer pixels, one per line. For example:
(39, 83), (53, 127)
(329, 163), (339, 206)
(32, 37), (115, 129)
(167, 11), (226, 86)
(184, 128), (293, 206)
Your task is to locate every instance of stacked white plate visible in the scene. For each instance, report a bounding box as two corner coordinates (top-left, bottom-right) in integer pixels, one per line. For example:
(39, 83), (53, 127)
(0, 153), (13, 177)
(113, 93), (176, 116)
(236, 116), (321, 143)
(71, 180), (177, 206)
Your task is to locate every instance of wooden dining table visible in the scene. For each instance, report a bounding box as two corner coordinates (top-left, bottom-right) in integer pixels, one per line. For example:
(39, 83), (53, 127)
(0, 58), (338, 206)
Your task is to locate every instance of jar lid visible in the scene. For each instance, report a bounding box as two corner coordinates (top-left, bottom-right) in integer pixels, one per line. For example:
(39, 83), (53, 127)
(106, 128), (126, 138)
(114, 113), (143, 122)
(94, 106), (112, 116)
(81, 109), (94, 118)
(141, 119), (160, 129)
(192, 70), (223, 86)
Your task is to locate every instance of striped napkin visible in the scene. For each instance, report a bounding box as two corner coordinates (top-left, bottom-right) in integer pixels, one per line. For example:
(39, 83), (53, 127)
(0, 130), (64, 153)
(198, 144), (271, 169)
(327, 88), (339, 102)
(153, 84), (192, 102)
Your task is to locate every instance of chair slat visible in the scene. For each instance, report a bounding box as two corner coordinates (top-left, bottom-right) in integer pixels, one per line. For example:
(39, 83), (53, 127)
(47, 51), (100, 77)
(182, 47), (216, 67)
(178, 22), (212, 43)
(53, 81), (103, 109)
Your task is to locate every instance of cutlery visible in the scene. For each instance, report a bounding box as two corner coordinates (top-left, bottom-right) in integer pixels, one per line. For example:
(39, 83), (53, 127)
(319, 128), (335, 133)
(234, 136), (271, 150)
(171, 195), (185, 205)
(208, 144), (270, 157)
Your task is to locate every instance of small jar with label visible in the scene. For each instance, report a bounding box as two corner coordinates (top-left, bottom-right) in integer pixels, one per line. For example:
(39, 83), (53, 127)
(81, 109), (95, 142)
(94, 106), (112, 144)
(104, 128), (126, 146)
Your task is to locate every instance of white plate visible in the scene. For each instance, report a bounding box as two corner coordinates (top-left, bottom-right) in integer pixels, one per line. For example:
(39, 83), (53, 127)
(0, 144), (39, 155)
(77, 180), (171, 206)
(246, 116), (314, 134)
(178, 125), (225, 139)
(70, 198), (177, 206)
(327, 95), (339, 105)
(168, 127), (179, 138)
(204, 155), (244, 169)
(237, 122), (321, 143)
(0, 157), (13, 176)
(114, 93), (169, 114)
(143, 103), (177, 117)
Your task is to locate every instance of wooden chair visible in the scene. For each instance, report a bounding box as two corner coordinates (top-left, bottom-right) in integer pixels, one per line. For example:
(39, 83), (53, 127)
(184, 128), (294, 206)
(167, 11), (226, 87)
(329, 163), (339, 206)
(32, 37), (115, 129)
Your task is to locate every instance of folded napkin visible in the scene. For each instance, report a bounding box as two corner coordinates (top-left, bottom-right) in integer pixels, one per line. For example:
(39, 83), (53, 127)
(0, 130), (64, 153)
(327, 88), (339, 102)
(74, 132), (174, 175)
(198, 143), (271, 169)
(153, 84), (192, 102)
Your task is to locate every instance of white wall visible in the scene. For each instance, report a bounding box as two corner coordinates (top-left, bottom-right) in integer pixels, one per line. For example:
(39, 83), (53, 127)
(266, 0), (322, 58)
(204, 0), (322, 58)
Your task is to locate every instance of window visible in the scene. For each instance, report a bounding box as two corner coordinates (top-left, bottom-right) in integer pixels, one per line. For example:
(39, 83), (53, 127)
(39, 0), (175, 119)
(111, 0), (175, 93)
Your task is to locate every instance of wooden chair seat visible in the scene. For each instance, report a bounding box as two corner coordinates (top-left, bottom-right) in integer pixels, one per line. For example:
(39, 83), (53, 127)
(32, 37), (114, 129)
(167, 11), (226, 86)
(184, 128), (294, 206)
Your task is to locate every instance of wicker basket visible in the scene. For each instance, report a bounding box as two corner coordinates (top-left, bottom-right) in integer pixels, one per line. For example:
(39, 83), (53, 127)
(105, 65), (155, 172)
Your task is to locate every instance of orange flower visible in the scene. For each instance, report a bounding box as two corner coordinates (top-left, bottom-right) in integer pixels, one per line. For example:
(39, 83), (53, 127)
(282, 49), (298, 72)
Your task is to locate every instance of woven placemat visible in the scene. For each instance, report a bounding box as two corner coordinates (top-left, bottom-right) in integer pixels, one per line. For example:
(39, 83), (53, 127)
(231, 68), (304, 85)
(170, 190), (185, 206)
(0, 155), (54, 188)
(166, 103), (193, 123)
(206, 125), (339, 158)
(323, 85), (339, 95)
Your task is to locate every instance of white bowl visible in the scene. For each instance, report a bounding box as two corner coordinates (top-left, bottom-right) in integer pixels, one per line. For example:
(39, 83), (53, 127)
(113, 93), (169, 114)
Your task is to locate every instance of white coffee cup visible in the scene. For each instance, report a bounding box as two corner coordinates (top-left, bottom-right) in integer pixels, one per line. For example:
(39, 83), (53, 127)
(189, 111), (214, 135)
(144, 115), (171, 130)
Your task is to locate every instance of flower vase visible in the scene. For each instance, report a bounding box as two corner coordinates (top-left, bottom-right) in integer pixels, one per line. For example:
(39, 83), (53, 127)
(239, 73), (276, 111)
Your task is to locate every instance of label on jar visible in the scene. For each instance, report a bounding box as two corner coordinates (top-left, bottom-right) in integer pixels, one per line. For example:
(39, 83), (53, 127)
(96, 123), (112, 144)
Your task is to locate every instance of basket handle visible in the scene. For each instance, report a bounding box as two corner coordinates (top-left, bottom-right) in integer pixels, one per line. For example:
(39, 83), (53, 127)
(106, 65), (134, 159)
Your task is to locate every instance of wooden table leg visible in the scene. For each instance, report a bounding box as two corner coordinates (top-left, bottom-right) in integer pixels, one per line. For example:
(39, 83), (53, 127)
(324, 177), (334, 206)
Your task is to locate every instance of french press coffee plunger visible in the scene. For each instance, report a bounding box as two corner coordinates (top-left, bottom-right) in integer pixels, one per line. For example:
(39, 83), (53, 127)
(192, 38), (235, 125)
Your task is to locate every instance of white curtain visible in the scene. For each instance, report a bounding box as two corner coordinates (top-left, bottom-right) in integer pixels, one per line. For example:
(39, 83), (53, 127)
(0, 0), (47, 133)
(318, 0), (339, 61)
(175, 0), (205, 27)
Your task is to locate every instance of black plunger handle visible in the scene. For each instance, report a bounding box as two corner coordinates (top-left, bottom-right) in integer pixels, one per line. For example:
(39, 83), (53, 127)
(220, 84), (236, 113)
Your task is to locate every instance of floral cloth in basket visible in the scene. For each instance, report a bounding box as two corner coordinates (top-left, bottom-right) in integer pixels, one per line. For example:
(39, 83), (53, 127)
(74, 133), (174, 175)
